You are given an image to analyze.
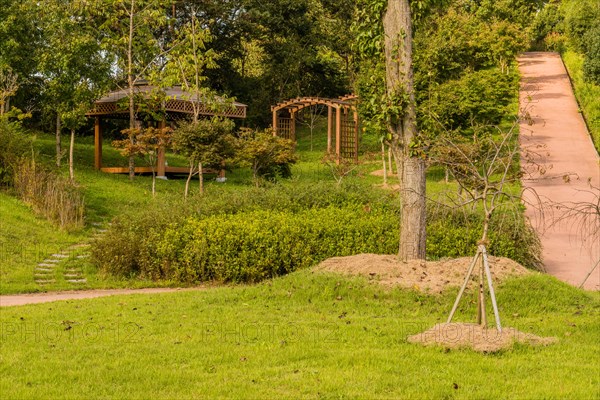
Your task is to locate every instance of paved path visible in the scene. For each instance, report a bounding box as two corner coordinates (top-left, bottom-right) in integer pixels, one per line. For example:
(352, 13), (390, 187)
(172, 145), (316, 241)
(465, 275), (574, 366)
(0, 287), (204, 307)
(519, 52), (600, 290)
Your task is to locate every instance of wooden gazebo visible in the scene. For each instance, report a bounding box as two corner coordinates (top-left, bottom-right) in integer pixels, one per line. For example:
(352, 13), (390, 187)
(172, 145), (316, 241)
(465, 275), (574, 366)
(271, 95), (359, 163)
(86, 83), (247, 177)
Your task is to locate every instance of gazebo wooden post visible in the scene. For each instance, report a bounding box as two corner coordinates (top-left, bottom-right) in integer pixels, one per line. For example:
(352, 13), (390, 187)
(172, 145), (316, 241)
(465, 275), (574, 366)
(335, 106), (341, 164)
(94, 117), (102, 170)
(157, 120), (166, 177)
(272, 109), (278, 136)
(353, 108), (359, 163)
(290, 110), (296, 141)
(327, 106), (333, 154)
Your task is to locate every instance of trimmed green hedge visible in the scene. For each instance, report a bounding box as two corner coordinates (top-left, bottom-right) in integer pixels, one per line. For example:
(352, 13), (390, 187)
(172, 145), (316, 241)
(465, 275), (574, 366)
(93, 200), (542, 284)
(94, 206), (398, 282)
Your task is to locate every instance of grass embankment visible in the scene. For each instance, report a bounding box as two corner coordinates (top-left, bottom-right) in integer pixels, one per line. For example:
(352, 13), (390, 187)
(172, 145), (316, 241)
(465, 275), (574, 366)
(562, 50), (600, 153)
(1, 113), (531, 294)
(0, 193), (85, 294)
(0, 126), (381, 294)
(0, 271), (598, 398)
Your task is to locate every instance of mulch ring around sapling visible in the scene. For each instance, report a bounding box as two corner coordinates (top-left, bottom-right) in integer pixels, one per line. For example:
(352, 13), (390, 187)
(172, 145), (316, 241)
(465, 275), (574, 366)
(407, 323), (558, 352)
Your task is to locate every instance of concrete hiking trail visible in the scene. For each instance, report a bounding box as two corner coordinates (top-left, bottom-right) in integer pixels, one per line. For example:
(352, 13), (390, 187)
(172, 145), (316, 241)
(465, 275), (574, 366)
(0, 288), (204, 307)
(519, 52), (600, 291)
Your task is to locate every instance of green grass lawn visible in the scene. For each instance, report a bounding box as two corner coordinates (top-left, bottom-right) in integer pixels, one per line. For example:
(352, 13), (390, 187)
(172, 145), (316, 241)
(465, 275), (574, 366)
(1, 271), (598, 399)
(562, 50), (600, 153)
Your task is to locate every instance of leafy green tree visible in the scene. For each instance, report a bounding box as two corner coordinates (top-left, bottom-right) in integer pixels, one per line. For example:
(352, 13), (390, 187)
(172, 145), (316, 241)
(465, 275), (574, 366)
(0, 68), (18, 116)
(172, 118), (235, 196)
(162, 6), (218, 123)
(234, 128), (297, 184)
(562, 0), (600, 54)
(113, 126), (172, 196)
(98, 0), (173, 179)
(583, 25), (600, 85)
(420, 69), (517, 136)
(163, 6), (235, 196)
(36, 0), (110, 170)
(0, 0), (41, 113)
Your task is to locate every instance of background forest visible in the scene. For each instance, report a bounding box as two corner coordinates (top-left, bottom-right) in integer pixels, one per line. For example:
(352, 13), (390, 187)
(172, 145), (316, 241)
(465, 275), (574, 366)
(1, 0), (597, 133)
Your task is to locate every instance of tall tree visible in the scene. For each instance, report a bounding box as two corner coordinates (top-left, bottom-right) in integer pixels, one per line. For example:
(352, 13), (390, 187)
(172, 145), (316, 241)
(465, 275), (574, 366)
(37, 0), (110, 169)
(383, 0), (426, 260)
(99, 0), (172, 179)
(163, 5), (225, 195)
(0, 0), (41, 114)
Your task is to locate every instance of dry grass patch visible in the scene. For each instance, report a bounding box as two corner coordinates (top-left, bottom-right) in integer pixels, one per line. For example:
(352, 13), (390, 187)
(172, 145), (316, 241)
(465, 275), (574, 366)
(407, 323), (558, 352)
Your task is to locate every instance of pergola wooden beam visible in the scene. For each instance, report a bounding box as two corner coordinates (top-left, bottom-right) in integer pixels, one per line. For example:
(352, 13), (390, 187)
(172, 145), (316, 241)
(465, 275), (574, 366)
(327, 106), (333, 153)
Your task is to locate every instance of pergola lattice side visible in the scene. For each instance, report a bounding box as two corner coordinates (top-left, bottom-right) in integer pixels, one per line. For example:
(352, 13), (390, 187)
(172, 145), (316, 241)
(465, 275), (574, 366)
(271, 96), (359, 164)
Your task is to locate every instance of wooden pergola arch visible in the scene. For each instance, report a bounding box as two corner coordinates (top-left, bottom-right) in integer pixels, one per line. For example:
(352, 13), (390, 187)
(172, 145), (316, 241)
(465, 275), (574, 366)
(271, 95), (359, 163)
(86, 83), (247, 177)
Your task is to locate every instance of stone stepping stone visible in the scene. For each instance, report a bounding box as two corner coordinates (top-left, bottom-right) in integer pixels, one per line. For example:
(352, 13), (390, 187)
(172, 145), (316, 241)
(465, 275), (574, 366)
(42, 259), (60, 264)
(38, 263), (57, 268)
(52, 254), (69, 259)
(36, 279), (56, 284)
(96, 229), (108, 233)
(64, 274), (81, 278)
(35, 267), (54, 272)
(67, 279), (87, 283)
(68, 243), (90, 249)
(34, 270), (54, 275)
(76, 254), (89, 259)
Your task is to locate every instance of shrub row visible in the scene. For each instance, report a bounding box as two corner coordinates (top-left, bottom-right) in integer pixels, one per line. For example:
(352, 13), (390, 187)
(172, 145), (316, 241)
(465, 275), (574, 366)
(93, 200), (542, 284)
(93, 206), (398, 282)
(427, 211), (542, 270)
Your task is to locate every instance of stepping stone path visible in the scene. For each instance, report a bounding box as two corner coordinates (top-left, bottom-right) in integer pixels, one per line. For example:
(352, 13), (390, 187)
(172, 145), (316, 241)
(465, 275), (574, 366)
(33, 224), (109, 287)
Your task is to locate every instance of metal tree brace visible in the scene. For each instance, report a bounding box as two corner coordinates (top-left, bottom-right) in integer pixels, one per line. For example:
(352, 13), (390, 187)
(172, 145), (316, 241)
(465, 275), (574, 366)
(447, 245), (502, 332)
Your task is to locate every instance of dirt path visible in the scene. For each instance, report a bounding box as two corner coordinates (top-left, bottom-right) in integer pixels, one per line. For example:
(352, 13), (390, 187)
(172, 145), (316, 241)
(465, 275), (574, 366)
(519, 52), (600, 290)
(0, 287), (204, 307)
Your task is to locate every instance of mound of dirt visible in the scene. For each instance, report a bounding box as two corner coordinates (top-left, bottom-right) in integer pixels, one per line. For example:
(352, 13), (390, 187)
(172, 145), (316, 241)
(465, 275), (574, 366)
(407, 323), (557, 352)
(314, 254), (530, 293)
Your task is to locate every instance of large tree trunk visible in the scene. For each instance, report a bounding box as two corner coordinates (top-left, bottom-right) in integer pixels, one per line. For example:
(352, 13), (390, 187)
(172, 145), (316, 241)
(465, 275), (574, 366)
(383, 0), (426, 261)
(56, 114), (62, 167)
